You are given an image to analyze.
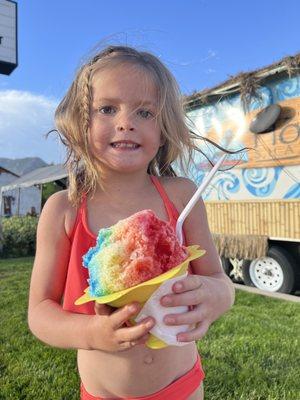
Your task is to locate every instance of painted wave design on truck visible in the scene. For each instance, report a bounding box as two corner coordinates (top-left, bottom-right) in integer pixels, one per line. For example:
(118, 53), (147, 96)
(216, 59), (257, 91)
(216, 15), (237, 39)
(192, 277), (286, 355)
(275, 77), (300, 101)
(192, 170), (239, 200)
(203, 167), (283, 200)
(187, 162), (240, 200)
(241, 167), (282, 197)
(283, 183), (300, 199)
(206, 172), (239, 200)
(246, 86), (272, 111)
(186, 165), (299, 200)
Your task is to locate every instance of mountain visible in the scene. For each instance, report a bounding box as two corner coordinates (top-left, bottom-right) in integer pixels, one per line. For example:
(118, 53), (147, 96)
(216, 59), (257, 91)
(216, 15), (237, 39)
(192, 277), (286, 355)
(0, 157), (48, 176)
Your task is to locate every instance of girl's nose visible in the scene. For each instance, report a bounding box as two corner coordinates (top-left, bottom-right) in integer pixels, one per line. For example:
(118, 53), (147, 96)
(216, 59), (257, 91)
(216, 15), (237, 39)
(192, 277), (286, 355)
(116, 112), (135, 132)
(117, 125), (134, 132)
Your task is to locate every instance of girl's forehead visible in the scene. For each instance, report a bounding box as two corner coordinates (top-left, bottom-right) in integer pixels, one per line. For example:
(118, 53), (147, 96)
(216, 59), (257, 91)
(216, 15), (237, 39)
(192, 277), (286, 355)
(91, 64), (158, 104)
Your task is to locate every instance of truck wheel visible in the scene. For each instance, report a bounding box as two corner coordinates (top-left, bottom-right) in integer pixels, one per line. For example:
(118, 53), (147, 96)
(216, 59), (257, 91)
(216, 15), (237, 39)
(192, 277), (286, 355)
(242, 246), (297, 294)
(221, 257), (244, 283)
(221, 257), (231, 275)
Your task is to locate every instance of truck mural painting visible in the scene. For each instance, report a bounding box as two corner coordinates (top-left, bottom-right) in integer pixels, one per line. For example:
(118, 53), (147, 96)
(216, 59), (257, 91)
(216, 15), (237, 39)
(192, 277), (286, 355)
(184, 54), (300, 294)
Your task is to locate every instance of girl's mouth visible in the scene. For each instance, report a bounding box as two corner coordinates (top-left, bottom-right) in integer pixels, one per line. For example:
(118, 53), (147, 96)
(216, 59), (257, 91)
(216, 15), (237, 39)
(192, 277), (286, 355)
(110, 142), (141, 150)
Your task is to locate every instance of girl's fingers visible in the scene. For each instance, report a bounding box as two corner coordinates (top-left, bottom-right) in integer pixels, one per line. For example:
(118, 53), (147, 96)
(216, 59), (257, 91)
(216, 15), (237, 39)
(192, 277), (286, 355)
(172, 275), (202, 294)
(163, 307), (205, 326)
(110, 302), (141, 329)
(118, 333), (150, 351)
(94, 302), (114, 316)
(132, 333), (151, 346)
(177, 321), (209, 343)
(161, 289), (203, 308)
(116, 317), (155, 344)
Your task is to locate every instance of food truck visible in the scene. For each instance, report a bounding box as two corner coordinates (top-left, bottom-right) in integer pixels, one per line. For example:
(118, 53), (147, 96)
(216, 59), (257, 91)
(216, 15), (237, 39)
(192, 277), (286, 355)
(184, 54), (300, 294)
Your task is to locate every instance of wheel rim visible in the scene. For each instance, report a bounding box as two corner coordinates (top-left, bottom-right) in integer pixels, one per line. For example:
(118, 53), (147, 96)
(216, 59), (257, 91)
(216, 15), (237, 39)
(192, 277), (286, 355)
(249, 257), (284, 292)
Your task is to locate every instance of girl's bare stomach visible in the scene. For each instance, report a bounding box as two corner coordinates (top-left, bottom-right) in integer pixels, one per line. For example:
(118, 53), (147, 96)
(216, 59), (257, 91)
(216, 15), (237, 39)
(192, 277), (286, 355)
(78, 342), (198, 398)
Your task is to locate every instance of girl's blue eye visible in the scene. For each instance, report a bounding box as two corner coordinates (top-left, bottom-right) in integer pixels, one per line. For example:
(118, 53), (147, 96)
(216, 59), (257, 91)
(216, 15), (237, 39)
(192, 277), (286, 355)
(138, 109), (153, 119)
(99, 106), (115, 114)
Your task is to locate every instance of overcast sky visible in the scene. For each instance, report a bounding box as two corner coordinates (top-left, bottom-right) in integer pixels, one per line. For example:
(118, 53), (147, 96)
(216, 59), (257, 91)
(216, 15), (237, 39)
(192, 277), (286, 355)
(1, 0), (300, 164)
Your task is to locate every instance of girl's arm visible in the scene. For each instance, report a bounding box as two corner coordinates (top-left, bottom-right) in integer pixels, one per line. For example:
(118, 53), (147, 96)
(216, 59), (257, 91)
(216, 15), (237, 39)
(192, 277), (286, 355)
(27, 191), (92, 349)
(28, 191), (154, 351)
(159, 177), (235, 342)
(181, 178), (235, 311)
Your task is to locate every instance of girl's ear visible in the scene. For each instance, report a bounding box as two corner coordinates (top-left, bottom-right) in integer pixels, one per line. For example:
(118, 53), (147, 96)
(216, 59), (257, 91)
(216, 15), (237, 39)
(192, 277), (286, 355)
(160, 134), (166, 147)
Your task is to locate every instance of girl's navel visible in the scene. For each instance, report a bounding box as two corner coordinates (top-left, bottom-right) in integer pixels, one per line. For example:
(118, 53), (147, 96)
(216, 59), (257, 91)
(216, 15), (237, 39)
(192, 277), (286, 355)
(143, 353), (154, 364)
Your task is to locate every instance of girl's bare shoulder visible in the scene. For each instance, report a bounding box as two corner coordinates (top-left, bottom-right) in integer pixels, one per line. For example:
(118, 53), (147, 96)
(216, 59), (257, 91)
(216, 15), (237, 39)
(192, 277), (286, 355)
(42, 190), (78, 238)
(159, 176), (197, 209)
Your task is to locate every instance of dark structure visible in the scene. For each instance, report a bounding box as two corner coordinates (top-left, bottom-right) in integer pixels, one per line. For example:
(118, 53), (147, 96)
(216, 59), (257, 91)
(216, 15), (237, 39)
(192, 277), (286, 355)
(0, 0), (18, 75)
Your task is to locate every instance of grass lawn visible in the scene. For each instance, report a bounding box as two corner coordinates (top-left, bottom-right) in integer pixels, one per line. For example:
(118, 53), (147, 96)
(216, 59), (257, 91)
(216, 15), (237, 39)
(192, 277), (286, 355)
(0, 257), (299, 400)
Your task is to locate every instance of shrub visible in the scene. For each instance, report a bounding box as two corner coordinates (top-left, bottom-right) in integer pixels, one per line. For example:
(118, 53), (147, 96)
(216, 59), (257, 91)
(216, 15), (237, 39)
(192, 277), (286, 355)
(0, 216), (38, 258)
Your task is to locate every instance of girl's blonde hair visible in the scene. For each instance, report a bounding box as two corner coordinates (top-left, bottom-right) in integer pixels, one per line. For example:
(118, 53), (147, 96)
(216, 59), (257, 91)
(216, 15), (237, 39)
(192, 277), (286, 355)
(54, 45), (203, 206)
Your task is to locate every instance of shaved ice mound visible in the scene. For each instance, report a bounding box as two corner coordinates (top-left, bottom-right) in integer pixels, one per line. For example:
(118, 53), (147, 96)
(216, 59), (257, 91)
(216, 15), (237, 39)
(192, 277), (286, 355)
(83, 210), (188, 296)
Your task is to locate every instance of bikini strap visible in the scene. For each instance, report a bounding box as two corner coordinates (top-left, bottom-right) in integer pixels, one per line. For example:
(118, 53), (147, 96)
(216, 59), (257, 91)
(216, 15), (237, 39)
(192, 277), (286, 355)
(67, 193), (86, 241)
(150, 175), (179, 222)
(150, 175), (189, 251)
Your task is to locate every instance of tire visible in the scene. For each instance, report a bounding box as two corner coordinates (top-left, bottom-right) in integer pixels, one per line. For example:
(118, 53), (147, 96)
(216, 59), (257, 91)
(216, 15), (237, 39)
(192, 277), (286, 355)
(221, 257), (231, 276)
(242, 246), (297, 294)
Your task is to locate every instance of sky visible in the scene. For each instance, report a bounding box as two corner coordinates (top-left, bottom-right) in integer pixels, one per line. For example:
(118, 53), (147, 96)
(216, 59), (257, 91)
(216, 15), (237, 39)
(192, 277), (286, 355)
(1, 0), (300, 164)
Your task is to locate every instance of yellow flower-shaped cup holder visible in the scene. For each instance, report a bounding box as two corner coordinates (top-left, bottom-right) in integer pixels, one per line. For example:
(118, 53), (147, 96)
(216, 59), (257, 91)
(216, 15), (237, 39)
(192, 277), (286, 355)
(75, 245), (205, 349)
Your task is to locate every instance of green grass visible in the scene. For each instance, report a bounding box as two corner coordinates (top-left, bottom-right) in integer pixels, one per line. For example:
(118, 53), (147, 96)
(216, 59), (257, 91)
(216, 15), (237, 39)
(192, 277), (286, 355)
(0, 258), (299, 400)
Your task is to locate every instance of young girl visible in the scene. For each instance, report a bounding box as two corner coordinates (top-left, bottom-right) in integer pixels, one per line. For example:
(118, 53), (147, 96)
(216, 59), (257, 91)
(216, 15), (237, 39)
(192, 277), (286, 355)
(28, 45), (235, 400)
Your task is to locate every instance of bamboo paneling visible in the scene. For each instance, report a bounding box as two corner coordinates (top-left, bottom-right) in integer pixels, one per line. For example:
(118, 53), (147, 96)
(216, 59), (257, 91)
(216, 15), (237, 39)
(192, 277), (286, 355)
(205, 199), (300, 240)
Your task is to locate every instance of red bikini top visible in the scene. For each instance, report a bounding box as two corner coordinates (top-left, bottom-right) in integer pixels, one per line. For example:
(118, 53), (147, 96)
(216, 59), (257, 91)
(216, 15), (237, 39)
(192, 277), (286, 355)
(62, 175), (188, 315)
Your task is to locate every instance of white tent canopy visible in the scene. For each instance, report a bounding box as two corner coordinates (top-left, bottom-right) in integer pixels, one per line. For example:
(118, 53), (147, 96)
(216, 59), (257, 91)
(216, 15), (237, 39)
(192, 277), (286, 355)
(0, 164), (67, 193)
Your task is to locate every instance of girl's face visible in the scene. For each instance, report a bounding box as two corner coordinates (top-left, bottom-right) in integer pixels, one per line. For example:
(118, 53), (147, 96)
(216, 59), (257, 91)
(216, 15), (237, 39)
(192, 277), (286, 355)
(89, 64), (162, 174)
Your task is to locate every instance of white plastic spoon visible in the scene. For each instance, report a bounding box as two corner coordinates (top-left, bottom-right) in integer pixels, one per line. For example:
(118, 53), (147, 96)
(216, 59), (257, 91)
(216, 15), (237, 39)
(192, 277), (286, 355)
(176, 154), (227, 245)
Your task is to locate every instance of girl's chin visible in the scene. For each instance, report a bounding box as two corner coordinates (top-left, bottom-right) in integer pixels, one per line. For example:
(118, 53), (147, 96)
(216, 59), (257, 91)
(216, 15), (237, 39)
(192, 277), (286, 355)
(99, 162), (150, 174)
(93, 151), (157, 174)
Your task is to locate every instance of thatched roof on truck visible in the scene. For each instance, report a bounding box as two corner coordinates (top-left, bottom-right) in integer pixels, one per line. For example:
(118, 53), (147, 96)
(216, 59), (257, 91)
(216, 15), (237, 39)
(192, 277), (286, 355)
(184, 52), (300, 110)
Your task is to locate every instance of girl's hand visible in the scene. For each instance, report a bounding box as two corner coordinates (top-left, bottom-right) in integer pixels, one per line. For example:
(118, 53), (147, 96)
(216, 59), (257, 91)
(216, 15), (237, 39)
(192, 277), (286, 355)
(160, 274), (233, 343)
(86, 302), (155, 352)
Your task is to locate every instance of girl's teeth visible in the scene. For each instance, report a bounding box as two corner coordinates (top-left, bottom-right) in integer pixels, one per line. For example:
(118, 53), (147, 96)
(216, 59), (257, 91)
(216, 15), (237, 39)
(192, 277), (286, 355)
(112, 143), (139, 148)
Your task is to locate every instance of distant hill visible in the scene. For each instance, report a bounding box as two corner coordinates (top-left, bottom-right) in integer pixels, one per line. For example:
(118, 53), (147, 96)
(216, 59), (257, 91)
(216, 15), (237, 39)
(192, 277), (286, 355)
(0, 157), (48, 176)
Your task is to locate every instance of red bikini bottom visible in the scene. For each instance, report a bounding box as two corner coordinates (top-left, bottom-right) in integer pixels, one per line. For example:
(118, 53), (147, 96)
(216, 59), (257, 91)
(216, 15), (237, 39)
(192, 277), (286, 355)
(80, 354), (205, 400)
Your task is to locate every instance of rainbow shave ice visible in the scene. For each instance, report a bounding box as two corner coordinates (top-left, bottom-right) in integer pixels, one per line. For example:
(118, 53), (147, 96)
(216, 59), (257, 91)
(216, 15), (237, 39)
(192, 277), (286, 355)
(83, 210), (188, 296)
